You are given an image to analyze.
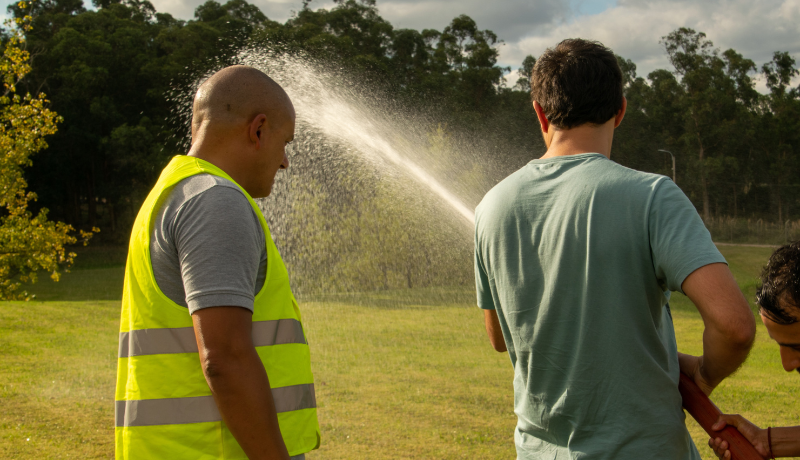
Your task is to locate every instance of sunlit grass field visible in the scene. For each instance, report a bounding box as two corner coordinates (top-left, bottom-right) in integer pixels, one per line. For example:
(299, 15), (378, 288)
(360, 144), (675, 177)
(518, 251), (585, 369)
(1, 245), (798, 459)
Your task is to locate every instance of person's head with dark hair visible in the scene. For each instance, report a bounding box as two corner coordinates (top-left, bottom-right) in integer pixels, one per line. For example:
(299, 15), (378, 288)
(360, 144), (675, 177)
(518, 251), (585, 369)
(756, 240), (800, 373)
(529, 38), (627, 160)
(531, 38), (624, 130)
(757, 241), (800, 324)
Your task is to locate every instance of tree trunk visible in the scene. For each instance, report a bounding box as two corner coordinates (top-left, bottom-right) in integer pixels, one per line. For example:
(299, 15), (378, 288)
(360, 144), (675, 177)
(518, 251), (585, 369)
(73, 191), (81, 226)
(109, 203), (116, 233)
(694, 118), (710, 221)
(701, 175), (710, 222)
(87, 167), (97, 228)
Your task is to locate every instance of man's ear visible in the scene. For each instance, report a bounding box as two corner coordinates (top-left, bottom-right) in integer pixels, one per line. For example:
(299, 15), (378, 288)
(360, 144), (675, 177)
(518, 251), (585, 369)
(613, 97), (627, 128)
(249, 114), (268, 148)
(533, 101), (550, 134)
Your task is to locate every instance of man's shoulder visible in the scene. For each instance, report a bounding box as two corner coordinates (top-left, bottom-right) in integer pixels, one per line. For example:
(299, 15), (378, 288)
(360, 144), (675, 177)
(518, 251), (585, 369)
(170, 173), (246, 203)
(476, 156), (667, 210)
(159, 173), (260, 232)
(598, 159), (671, 192)
(477, 164), (530, 213)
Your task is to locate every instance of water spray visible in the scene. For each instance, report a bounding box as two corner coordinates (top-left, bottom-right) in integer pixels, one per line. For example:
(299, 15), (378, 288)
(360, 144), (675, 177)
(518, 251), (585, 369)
(237, 49), (476, 226)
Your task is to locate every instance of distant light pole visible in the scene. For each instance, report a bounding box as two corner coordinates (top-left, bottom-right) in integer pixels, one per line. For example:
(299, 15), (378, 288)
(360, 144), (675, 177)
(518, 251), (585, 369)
(658, 149), (676, 184)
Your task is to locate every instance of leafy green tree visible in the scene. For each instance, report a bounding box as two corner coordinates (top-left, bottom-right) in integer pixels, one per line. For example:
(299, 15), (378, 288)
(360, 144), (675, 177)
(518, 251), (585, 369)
(661, 28), (757, 220)
(609, 56), (661, 173)
(514, 54), (535, 92)
(757, 51), (800, 221)
(438, 14), (507, 108)
(0, 2), (92, 299)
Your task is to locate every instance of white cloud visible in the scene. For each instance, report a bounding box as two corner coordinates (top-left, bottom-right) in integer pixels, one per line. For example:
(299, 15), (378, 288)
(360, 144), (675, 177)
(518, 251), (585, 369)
(376, 0), (568, 41)
(500, 0), (800, 91)
(147, 0), (305, 21)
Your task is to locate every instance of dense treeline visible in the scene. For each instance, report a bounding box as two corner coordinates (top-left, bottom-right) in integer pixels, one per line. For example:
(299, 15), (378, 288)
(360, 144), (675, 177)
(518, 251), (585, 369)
(7, 0), (800, 241)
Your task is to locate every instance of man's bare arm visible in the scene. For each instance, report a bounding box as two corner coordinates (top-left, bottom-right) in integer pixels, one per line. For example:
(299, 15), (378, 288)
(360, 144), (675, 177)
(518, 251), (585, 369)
(484, 309), (507, 352)
(680, 263), (756, 394)
(709, 414), (800, 458)
(192, 306), (290, 460)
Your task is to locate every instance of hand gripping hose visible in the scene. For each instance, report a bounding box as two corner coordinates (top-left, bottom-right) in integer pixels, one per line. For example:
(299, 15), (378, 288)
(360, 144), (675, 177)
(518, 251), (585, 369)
(679, 372), (767, 460)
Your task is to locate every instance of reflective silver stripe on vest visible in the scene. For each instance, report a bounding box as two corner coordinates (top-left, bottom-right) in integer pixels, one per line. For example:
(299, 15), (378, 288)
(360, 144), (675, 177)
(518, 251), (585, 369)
(115, 383), (316, 427)
(118, 319), (306, 358)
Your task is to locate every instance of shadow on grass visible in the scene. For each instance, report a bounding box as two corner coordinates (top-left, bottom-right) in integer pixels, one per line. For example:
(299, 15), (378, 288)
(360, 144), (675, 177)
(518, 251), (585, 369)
(19, 246), (127, 301)
(70, 245), (128, 269)
(25, 266), (125, 301)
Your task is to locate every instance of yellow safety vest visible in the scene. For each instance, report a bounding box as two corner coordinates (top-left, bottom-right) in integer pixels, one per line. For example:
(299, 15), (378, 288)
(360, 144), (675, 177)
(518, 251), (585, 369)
(115, 155), (320, 459)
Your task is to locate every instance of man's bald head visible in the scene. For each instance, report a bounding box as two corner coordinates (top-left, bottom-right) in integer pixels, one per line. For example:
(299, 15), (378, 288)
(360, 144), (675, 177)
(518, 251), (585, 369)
(192, 65), (293, 138)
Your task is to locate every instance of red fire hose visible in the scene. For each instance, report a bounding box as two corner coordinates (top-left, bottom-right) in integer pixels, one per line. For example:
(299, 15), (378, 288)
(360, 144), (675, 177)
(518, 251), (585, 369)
(679, 372), (767, 460)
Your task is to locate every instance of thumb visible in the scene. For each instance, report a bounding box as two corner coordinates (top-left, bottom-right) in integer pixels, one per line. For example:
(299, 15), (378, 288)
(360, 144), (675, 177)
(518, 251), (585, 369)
(711, 414), (742, 431)
(712, 415), (732, 431)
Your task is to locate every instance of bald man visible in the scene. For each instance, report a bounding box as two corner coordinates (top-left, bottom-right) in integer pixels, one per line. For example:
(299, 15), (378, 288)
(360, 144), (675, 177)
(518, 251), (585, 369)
(115, 66), (320, 460)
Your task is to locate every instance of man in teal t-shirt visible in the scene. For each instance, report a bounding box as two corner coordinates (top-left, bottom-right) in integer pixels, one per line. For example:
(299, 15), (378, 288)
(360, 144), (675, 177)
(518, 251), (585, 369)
(474, 39), (757, 459)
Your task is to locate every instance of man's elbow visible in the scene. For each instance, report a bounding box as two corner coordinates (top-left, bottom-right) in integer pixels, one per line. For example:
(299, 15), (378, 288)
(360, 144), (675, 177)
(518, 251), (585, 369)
(721, 310), (757, 351)
(490, 337), (507, 353)
(201, 353), (231, 381)
(200, 346), (250, 381)
(731, 315), (757, 350)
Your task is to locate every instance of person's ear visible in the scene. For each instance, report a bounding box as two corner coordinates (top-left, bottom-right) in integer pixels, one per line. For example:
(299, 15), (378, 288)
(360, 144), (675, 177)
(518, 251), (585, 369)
(249, 114), (268, 149)
(533, 101), (550, 134)
(613, 97), (627, 128)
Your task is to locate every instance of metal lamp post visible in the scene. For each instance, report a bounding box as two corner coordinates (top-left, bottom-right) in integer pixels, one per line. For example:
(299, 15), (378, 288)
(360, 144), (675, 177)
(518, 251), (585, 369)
(658, 149), (676, 184)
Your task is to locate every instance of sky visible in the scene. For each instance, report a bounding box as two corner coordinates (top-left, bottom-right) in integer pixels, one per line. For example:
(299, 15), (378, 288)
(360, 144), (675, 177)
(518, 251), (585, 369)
(5, 0), (800, 91)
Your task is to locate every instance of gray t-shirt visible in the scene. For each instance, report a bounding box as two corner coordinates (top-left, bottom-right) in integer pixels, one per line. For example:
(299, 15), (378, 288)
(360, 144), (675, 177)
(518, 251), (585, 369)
(475, 153), (725, 460)
(150, 174), (267, 314)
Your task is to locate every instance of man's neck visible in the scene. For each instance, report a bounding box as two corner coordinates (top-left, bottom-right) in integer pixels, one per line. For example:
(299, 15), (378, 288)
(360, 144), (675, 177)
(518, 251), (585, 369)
(187, 136), (247, 190)
(539, 122), (615, 160)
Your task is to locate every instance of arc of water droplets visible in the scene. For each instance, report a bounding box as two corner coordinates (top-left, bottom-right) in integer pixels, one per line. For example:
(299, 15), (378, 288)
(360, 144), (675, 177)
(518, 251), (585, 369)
(302, 98), (476, 226)
(242, 51), (476, 226)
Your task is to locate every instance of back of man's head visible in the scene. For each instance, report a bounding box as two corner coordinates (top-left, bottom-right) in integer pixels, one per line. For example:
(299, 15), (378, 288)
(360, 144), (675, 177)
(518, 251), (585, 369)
(192, 65), (292, 139)
(757, 241), (800, 325)
(531, 39), (623, 130)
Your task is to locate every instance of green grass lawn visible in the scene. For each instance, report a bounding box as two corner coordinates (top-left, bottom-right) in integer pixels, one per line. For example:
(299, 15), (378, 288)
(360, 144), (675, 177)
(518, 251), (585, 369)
(1, 245), (798, 459)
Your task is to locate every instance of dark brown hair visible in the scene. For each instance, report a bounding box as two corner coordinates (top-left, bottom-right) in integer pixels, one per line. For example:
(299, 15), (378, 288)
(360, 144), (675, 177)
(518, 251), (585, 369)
(531, 38), (624, 129)
(756, 241), (800, 325)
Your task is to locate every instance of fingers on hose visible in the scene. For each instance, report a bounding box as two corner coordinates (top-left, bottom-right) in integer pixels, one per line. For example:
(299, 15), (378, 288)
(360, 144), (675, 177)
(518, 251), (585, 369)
(712, 413), (743, 431)
(708, 436), (730, 459)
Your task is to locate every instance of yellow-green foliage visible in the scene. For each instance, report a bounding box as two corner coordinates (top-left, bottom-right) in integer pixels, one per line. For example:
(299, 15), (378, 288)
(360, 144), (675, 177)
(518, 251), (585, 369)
(0, 2), (93, 300)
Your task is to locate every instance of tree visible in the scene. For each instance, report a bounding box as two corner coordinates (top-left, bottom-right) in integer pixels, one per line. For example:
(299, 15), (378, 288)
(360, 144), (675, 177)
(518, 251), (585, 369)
(661, 28), (757, 220)
(438, 14), (507, 108)
(758, 51), (800, 221)
(514, 54), (535, 92)
(0, 1), (92, 300)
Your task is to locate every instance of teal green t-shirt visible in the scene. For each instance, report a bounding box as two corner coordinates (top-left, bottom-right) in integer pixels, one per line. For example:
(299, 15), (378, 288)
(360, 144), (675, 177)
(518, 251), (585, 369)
(474, 153), (725, 460)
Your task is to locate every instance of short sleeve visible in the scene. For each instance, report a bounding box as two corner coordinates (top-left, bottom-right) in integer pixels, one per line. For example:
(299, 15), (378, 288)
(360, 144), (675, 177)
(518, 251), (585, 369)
(172, 185), (265, 314)
(475, 224), (496, 310)
(648, 179), (727, 293)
